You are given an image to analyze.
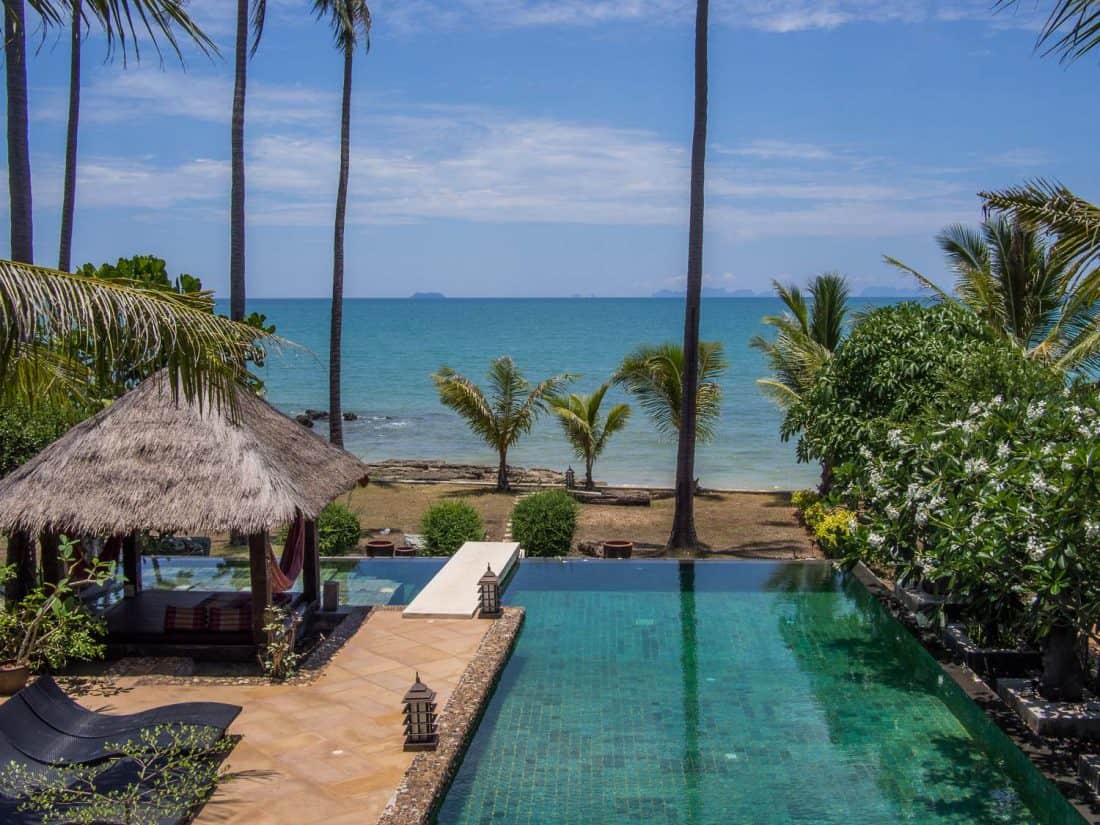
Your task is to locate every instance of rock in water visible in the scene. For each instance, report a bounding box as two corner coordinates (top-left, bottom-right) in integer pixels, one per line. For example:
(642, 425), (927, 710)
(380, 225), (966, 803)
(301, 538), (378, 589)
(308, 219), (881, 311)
(295, 414), (314, 428)
(342, 412), (358, 421)
(305, 409), (329, 421)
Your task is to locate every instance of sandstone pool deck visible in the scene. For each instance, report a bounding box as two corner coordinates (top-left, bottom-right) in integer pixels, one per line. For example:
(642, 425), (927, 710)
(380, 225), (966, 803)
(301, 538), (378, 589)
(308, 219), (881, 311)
(66, 609), (494, 825)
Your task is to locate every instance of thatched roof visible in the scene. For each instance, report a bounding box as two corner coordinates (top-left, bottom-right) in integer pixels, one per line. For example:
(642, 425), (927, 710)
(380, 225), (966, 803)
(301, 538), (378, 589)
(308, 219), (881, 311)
(0, 372), (370, 536)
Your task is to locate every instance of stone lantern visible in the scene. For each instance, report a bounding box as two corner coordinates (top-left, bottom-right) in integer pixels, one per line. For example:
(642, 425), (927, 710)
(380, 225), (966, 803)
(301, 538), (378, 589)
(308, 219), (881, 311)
(402, 672), (438, 752)
(478, 563), (502, 618)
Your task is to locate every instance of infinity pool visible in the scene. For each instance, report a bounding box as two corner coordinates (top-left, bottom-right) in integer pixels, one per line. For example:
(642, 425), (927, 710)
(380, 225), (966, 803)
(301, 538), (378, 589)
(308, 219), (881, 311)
(435, 560), (1082, 825)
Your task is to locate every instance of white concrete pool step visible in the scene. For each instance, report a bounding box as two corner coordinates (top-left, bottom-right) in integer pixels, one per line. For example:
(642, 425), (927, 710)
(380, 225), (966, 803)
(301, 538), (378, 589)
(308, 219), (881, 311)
(403, 542), (521, 619)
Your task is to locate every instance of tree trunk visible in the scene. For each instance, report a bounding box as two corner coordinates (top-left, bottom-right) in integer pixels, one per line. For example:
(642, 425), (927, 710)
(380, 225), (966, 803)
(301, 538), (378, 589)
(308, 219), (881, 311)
(229, 0), (249, 321)
(585, 457), (594, 491)
(58, 0), (81, 272)
(497, 449), (509, 492)
(668, 0), (708, 552)
(329, 48), (353, 448)
(1039, 623), (1086, 701)
(5, 0), (33, 264)
(818, 458), (834, 497)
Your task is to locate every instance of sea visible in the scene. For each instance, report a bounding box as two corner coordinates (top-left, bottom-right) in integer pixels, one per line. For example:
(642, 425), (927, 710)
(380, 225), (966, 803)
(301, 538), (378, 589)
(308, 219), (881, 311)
(225, 297), (888, 491)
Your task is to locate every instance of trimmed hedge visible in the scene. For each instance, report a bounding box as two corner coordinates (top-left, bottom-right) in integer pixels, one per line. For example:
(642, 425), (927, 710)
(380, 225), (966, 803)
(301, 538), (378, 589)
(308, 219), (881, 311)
(511, 490), (578, 557)
(317, 503), (362, 554)
(420, 500), (484, 556)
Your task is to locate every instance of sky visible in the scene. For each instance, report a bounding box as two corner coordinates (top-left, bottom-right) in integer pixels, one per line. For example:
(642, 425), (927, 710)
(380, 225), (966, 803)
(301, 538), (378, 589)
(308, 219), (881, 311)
(7, 0), (1100, 298)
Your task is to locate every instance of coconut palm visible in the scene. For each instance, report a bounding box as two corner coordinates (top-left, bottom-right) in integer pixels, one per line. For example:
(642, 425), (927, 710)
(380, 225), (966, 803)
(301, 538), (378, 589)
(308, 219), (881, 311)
(231, 0), (267, 321)
(314, 0), (371, 448)
(547, 384), (631, 490)
(432, 357), (572, 492)
(996, 0), (1100, 63)
(887, 211), (1100, 373)
(669, 0), (710, 551)
(58, 0), (215, 271)
(3, 1), (214, 269)
(750, 273), (851, 408)
(0, 258), (272, 413)
(614, 342), (727, 443)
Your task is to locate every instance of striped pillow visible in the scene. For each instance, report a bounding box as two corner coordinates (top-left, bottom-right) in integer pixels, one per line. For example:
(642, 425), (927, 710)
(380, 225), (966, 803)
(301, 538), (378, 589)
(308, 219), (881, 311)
(164, 606), (206, 632)
(206, 606), (251, 633)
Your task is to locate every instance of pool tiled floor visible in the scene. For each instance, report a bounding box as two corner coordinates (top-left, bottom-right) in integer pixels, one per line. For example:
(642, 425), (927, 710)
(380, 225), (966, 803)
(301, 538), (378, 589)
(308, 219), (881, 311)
(67, 610), (490, 825)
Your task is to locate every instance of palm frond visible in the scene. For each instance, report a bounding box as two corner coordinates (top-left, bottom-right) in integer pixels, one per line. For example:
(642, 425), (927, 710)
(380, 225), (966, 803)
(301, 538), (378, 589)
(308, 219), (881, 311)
(996, 0), (1100, 63)
(83, 0), (219, 63)
(615, 342), (725, 441)
(883, 256), (952, 301)
(0, 259), (273, 415)
(432, 367), (498, 446)
(313, 0), (372, 53)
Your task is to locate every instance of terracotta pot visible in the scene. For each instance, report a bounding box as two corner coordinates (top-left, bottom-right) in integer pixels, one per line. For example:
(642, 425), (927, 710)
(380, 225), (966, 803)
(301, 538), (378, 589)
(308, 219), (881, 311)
(365, 539), (396, 558)
(394, 545), (417, 557)
(602, 540), (633, 559)
(0, 662), (29, 695)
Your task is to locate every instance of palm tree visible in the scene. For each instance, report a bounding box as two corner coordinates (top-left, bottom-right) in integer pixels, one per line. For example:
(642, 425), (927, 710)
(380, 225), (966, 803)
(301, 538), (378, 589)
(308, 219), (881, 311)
(547, 383), (631, 490)
(614, 342), (727, 443)
(6, 0), (35, 263)
(231, 0), (266, 321)
(750, 273), (851, 408)
(996, 0), (1100, 63)
(670, 0), (710, 552)
(0, 259), (272, 412)
(58, 0), (215, 272)
(314, 0), (371, 448)
(432, 357), (572, 491)
(887, 211), (1099, 372)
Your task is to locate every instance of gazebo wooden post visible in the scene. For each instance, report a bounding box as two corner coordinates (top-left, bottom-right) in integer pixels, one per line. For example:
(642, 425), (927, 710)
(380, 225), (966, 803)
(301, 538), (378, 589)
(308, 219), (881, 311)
(302, 518), (320, 606)
(248, 531), (273, 645)
(39, 531), (61, 587)
(121, 533), (142, 596)
(5, 530), (36, 602)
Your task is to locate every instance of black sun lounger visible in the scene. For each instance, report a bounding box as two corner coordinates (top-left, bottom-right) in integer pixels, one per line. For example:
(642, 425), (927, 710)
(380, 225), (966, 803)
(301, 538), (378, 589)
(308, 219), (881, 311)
(20, 675), (241, 739)
(0, 694), (226, 766)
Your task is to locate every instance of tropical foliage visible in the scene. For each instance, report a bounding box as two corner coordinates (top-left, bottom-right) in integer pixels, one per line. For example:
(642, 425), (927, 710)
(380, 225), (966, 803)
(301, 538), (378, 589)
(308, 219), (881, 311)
(614, 342), (727, 442)
(0, 403), (83, 477)
(751, 272), (851, 408)
(547, 383), (631, 490)
(433, 357), (572, 491)
(0, 537), (112, 671)
(0, 259), (274, 413)
(887, 216), (1099, 373)
(511, 490), (579, 557)
(420, 500), (484, 556)
(0, 723), (238, 825)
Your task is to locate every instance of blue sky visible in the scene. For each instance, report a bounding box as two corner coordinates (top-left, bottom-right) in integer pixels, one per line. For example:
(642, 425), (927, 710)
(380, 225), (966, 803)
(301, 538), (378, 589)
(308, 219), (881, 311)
(9, 0), (1100, 298)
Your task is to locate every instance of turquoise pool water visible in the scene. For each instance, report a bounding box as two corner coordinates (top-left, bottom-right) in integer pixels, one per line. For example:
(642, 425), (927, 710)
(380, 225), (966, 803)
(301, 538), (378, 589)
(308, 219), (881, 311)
(436, 560), (1083, 825)
(139, 556), (445, 606)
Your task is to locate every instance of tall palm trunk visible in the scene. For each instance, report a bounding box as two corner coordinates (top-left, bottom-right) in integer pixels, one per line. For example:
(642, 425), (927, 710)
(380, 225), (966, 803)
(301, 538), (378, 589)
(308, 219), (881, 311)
(585, 457), (594, 490)
(497, 449), (509, 492)
(229, 0), (248, 321)
(5, 0), (33, 264)
(668, 0), (709, 551)
(329, 47), (353, 447)
(58, 0), (81, 272)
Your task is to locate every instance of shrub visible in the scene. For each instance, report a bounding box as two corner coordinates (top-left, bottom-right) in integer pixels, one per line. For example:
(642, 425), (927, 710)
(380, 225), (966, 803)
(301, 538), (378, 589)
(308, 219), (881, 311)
(420, 500), (484, 556)
(0, 404), (82, 477)
(802, 501), (827, 532)
(790, 489), (820, 514)
(511, 490), (579, 557)
(811, 506), (857, 558)
(316, 503), (361, 554)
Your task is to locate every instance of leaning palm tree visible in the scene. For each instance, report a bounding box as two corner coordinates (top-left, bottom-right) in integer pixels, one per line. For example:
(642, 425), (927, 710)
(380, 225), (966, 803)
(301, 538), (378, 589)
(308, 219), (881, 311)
(887, 210), (1099, 372)
(432, 357), (572, 492)
(231, 0), (267, 321)
(547, 383), (631, 490)
(0, 259), (272, 413)
(996, 0), (1100, 63)
(750, 273), (850, 408)
(669, 0), (710, 551)
(614, 342), (727, 443)
(314, 0), (371, 448)
(58, 0), (215, 271)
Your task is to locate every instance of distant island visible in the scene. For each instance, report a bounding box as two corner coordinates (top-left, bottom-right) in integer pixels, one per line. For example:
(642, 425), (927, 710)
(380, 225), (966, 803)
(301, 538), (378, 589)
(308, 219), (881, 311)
(410, 292), (446, 300)
(652, 287), (761, 298)
(857, 285), (925, 298)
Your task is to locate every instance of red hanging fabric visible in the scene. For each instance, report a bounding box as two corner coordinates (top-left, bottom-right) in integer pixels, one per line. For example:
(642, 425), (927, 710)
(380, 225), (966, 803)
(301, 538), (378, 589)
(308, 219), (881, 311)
(267, 513), (306, 593)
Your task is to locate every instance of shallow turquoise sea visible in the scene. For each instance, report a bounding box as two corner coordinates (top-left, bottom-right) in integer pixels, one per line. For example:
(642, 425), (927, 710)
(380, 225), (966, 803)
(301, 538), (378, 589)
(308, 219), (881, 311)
(232, 297), (889, 490)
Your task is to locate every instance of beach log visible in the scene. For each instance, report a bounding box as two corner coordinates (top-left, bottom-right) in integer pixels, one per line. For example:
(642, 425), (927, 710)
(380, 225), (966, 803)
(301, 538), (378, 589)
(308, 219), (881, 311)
(249, 531), (273, 645)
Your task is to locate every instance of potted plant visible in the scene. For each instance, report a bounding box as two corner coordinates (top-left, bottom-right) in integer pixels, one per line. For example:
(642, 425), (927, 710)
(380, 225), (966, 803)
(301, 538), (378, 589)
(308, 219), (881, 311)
(0, 536), (114, 694)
